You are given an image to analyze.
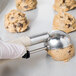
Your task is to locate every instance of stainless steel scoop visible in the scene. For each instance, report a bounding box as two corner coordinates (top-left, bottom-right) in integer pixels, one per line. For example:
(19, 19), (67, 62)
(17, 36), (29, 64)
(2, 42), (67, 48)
(45, 30), (72, 50)
(22, 30), (72, 58)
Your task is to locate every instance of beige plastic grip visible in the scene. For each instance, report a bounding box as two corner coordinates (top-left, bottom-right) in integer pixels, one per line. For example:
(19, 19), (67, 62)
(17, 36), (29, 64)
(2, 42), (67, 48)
(10, 36), (31, 47)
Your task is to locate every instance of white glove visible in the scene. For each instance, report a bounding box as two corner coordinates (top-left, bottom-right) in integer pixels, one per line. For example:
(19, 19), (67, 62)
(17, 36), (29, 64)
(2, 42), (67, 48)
(0, 36), (31, 59)
(0, 40), (27, 59)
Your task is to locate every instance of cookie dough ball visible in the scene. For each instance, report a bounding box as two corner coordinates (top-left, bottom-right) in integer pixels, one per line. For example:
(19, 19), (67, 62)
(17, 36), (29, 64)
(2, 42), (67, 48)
(16, 0), (37, 11)
(5, 10), (29, 33)
(48, 45), (75, 61)
(53, 0), (76, 12)
(53, 12), (76, 33)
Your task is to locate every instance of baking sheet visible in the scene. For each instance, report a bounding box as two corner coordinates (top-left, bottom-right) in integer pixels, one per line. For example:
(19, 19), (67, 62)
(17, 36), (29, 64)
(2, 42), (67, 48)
(0, 0), (76, 76)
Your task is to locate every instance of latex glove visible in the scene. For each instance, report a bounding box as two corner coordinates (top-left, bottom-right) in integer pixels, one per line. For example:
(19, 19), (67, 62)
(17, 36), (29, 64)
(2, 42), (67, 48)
(0, 40), (27, 59)
(0, 36), (31, 59)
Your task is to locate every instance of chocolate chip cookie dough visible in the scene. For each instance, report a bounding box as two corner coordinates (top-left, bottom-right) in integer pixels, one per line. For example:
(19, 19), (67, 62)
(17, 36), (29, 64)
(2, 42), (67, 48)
(5, 9), (29, 33)
(16, 0), (37, 11)
(53, 0), (76, 12)
(48, 45), (75, 61)
(53, 12), (76, 33)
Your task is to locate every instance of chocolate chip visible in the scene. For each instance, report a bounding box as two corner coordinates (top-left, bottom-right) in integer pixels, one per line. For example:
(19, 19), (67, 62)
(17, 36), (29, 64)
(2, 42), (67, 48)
(68, 50), (71, 53)
(67, 24), (71, 28)
(60, 16), (63, 18)
(18, 13), (24, 17)
(25, 20), (27, 24)
(17, 3), (20, 6)
(6, 26), (8, 28)
(24, 6), (28, 8)
(63, 0), (65, 3)
(11, 17), (14, 19)
(15, 29), (18, 33)
(17, 23), (23, 27)
(68, 17), (73, 21)
(70, 46), (72, 48)
(18, 13), (21, 16)
(13, 24), (16, 28)
(65, 24), (67, 25)
(67, 6), (70, 9)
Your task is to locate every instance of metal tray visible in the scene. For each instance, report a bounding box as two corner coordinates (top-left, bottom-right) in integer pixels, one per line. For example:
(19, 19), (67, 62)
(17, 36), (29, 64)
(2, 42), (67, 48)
(0, 0), (76, 76)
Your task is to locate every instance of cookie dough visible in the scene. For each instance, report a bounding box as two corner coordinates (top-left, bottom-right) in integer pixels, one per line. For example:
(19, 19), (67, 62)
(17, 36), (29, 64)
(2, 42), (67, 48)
(5, 9), (29, 33)
(53, 0), (76, 12)
(53, 12), (76, 33)
(48, 45), (75, 61)
(16, 0), (37, 11)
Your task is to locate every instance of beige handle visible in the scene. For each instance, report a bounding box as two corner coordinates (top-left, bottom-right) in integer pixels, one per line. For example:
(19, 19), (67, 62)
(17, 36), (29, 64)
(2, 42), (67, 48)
(10, 36), (31, 47)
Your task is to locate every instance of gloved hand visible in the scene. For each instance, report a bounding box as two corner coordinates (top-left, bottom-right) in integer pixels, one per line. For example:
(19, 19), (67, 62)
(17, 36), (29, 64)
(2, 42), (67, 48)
(0, 36), (31, 59)
(0, 40), (26, 59)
